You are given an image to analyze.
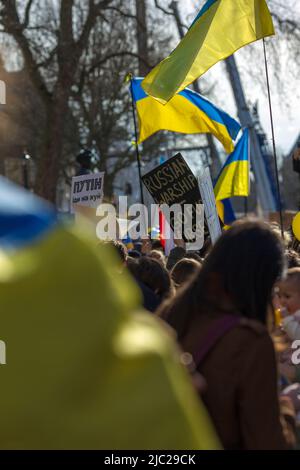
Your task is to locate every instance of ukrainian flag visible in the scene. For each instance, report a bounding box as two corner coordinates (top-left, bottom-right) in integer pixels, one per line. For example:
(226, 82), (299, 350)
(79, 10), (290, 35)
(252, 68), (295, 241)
(216, 199), (236, 226)
(214, 129), (249, 226)
(214, 128), (250, 201)
(131, 77), (240, 154)
(142, 0), (275, 103)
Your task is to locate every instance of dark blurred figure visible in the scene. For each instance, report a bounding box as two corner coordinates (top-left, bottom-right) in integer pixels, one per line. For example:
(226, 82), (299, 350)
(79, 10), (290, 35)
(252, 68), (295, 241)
(151, 239), (164, 253)
(166, 246), (186, 271)
(171, 258), (201, 290)
(127, 258), (160, 313)
(76, 149), (94, 176)
(134, 257), (174, 306)
(128, 249), (142, 259)
(149, 249), (166, 267)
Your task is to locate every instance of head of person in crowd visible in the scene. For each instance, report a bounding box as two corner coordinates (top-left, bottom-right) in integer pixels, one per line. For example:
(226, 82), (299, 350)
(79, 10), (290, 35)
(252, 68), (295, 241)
(134, 256), (174, 303)
(278, 268), (300, 315)
(128, 249), (142, 259)
(166, 246), (186, 271)
(133, 241), (142, 253)
(151, 239), (165, 253)
(184, 252), (203, 264)
(127, 257), (161, 313)
(270, 222), (292, 248)
(160, 219), (285, 340)
(285, 249), (300, 268)
(148, 249), (166, 267)
(104, 240), (128, 266)
(199, 236), (212, 259)
(171, 258), (201, 290)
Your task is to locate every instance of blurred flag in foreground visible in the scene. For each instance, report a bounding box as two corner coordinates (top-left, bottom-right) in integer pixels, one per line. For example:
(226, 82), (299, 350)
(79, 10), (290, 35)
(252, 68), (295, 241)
(0, 177), (221, 449)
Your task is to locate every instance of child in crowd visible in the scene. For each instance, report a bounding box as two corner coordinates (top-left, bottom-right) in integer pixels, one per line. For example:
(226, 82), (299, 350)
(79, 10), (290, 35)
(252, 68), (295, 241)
(278, 268), (300, 341)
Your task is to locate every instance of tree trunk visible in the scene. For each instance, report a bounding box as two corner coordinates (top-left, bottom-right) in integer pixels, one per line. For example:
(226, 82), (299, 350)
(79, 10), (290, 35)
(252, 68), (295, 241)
(135, 0), (149, 76)
(34, 83), (70, 203)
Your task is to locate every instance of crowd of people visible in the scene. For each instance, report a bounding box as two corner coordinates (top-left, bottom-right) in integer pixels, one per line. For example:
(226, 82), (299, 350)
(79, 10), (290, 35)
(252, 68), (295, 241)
(107, 219), (300, 449)
(2, 184), (300, 449)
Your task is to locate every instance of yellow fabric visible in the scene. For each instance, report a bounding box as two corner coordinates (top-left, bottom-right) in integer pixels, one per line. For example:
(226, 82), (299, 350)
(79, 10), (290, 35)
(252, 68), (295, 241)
(292, 212), (300, 241)
(214, 160), (249, 201)
(216, 200), (225, 223)
(142, 0), (275, 103)
(0, 226), (221, 449)
(137, 94), (235, 153)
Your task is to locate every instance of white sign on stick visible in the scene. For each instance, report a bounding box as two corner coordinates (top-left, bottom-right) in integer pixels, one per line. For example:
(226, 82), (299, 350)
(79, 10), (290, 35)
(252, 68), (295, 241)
(198, 167), (222, 244)
(71, 172), (104, 213)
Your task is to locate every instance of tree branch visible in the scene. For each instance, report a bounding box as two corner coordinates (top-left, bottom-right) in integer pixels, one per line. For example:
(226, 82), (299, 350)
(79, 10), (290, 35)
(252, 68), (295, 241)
(76, 0), (114, 58)
(23, 0), (34, 28)
(0, 0), (51, 105)
(85, 51), (152, 77)
(57, 0), (74, 65)
(154, 0), (174, 17)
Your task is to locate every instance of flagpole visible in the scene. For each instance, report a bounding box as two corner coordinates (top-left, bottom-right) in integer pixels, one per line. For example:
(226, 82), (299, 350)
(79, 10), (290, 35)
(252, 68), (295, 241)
(129, 76), (145, 206)
(262, 38), (284, 239)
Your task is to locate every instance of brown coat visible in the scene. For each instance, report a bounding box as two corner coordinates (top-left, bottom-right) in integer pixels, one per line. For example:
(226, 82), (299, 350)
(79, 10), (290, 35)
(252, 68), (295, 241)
(182, 314), (290, 450)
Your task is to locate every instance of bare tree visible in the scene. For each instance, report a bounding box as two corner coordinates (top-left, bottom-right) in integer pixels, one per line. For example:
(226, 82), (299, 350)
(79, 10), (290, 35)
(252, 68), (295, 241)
(0, 0), (116, 202)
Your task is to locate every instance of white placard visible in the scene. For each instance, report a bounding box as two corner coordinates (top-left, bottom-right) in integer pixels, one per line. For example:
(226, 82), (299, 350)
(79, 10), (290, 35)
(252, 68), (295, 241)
(198, 167), (222, 244)
(71, 172), (104, 213)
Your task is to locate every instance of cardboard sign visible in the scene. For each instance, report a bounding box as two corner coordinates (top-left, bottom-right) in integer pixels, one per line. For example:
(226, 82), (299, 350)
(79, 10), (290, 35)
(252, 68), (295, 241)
(142, 153), (203, 243)
(198, 167), (222, 244)
(71, 172), (104, 213)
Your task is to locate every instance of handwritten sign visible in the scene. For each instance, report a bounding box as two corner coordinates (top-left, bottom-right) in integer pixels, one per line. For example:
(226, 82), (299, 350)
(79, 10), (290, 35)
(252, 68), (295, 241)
(71, 172), (104, 213)
(142, 153), (203, 243)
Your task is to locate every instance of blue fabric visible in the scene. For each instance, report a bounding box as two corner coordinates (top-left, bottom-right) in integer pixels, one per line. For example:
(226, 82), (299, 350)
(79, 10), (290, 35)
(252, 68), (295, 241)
(0, 176), (57, 249)
(131, 77), (241, 141)
(189, 0), (219, 29)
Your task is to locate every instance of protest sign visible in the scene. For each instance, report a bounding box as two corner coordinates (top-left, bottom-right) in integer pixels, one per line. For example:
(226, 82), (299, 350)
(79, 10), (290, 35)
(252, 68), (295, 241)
(198, 167), (222, 244)
(142, 153), (204, 244)
(71, 172), (104, 213)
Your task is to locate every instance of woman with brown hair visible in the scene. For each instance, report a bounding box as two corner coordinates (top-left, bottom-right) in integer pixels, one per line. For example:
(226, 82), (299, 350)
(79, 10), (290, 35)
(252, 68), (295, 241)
(159, 219), (295, 449)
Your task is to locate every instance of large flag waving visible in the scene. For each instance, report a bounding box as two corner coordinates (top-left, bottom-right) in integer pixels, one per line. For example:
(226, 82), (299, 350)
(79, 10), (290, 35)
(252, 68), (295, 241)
(131, 77), (240, 153)
(142, 0), (275, 104)
(214, 128), (250, 201)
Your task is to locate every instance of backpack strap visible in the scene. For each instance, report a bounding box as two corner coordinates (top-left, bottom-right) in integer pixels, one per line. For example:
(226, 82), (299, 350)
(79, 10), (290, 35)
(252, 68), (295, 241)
(193, 314), (241, 367)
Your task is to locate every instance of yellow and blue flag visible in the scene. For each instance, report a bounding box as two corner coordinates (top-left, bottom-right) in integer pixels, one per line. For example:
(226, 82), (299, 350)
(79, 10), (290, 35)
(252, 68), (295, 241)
(131, 77), (240, 154)
(142, 0), (275, 103)
(214, 128), (250, 201)
(216, 199), (236, 226)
